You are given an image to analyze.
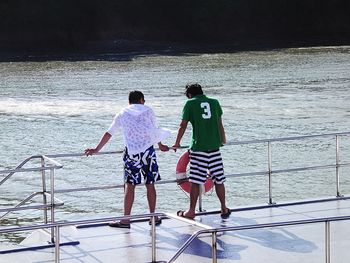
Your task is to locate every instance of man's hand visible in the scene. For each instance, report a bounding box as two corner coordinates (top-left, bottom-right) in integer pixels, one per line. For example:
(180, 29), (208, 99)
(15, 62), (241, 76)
(172, 143), (181, 152)
(85, 148), (97, 156)
(158, 143), (169, 152)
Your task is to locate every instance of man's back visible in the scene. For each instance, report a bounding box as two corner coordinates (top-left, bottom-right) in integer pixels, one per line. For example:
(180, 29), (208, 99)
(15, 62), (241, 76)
(182, 94), (223, 151)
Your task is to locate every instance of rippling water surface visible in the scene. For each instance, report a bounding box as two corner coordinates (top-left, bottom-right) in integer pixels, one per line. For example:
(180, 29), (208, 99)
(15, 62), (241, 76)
(1, 46), (350, 243)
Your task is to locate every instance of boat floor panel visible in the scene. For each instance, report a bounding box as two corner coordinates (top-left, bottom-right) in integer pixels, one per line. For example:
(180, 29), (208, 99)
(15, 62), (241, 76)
(1, 198), (350, 262)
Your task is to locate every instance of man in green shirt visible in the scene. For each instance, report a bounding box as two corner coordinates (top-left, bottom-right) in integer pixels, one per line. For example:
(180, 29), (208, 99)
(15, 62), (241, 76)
(173, 83), (231, 219)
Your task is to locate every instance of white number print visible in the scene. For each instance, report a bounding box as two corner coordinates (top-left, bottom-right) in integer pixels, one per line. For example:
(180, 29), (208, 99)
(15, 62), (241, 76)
(200, 102), (212, 119)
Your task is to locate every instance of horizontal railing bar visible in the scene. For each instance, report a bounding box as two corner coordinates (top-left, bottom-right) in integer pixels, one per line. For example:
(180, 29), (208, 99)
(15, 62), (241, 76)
(45, 151), (123, 159)
(42, 155), (63, 167)
(226, 162), (350, 178)
(2, 162), (346, 198)
(225, 131), (350, 146)
(55, 179), (178, 194)
(0, 212), (165, 234)
(203, 215), (350, 233)
(0, 155), (43, 185)
(2, 210), (348, 236)
(2, 131), (349, 174)
(4, 191), (348, 219)
(226, 171), (268, 178)
(154, 179), (178, 185)
(0, 202), (64, 214)
(2, 131), (349, 175)
(0, 192), (44, 219)
(28, 132), (350, 160)
(196, 195), (350, 216)
(55, 162), (350, 194)
(0, 166), (62, 174)
(44, 146), (189, 159)
(55, 184), (124, 193)
(165, 212), (213, 230)
(272, 164), (337, 174)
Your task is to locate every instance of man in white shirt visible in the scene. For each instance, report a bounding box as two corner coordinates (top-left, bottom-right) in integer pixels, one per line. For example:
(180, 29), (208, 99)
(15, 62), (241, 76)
(85, 91), (170, 228)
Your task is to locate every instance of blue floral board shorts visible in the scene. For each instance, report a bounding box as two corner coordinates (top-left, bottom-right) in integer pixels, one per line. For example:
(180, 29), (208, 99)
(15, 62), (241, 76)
(123, 146), (161, 185)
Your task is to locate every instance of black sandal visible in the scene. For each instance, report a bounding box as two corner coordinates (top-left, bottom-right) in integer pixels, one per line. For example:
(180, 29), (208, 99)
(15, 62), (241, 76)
(108, 221), (131, 228)
(149, 217), (162, 226)
(221, 208), (231, 219)
(176, 210), (195, 220)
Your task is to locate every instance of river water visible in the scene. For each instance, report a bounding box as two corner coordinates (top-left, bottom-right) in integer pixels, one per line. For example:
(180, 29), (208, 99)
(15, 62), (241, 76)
(1, 46), (350, 243)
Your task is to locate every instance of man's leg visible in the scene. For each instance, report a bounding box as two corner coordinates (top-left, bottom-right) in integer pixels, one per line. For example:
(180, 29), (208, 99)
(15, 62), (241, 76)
(185, 182), (200, 217)
(145, 183), (156, 213)
(122, 183), (135, 224)
(208, 149), (229, 215)
(178, 183), (200, 219)
(183, 150), (207, 219)
(215, 183), (229, 214)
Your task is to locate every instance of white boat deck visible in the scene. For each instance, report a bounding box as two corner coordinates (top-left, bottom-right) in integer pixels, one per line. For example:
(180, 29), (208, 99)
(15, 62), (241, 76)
(1, 197), (350, 263)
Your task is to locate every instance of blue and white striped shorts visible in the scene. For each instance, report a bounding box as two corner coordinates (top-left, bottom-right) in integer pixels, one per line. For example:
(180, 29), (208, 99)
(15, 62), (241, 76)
(123, 146), (161, 185)
(189, 149), (225, 185)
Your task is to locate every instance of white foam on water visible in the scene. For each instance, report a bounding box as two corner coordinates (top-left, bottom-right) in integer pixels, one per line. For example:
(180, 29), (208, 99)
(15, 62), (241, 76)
(0, 98), (124, 117)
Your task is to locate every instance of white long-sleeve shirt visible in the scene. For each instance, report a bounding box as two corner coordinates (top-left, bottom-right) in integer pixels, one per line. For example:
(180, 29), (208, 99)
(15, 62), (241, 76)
(107, 104), (171, 155)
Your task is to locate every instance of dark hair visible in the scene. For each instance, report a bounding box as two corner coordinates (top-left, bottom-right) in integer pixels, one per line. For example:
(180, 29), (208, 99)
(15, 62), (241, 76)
(129, 90), (144, 104)
(185, 83), (203, 98)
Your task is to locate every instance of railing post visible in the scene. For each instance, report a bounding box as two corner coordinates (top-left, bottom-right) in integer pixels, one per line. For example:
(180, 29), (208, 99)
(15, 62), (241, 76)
(50, 167), (56, 243)
(267, 141), (274, 204)
(335, 135), (342, 197)
(151, 215), (156, 262)
(212, 231), (217, 263)
(55, 226), (60, 263)
(325, 221), (330, 263)
(41, 156), (48, 224)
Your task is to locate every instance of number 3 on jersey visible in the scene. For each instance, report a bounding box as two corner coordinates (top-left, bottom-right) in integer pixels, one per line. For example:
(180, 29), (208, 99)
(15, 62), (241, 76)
(200, 102), (212, 119)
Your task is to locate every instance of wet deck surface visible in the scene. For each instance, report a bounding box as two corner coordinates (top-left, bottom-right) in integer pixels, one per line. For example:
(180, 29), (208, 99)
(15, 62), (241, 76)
(1, 197), (350, 263)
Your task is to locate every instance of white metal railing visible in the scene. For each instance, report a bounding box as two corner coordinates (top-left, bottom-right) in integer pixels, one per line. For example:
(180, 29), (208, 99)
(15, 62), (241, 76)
(1, 132), (350, 221)
(0, 155), (64, 242)
(1, 131), (350, 262)
(2, 131), (349, 208)
(1, 209), (350, 263)
(0, 212), (164, 262)
(167, 213), (350, 263)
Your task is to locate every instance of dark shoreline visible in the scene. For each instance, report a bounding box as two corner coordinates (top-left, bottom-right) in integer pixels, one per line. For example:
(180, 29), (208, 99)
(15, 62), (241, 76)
(1, 37), (350, 63)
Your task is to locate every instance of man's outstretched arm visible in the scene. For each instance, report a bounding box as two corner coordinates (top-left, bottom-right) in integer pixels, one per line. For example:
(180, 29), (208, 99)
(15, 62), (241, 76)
(85, 132), (112, 156)
(173, 120), (188, 149)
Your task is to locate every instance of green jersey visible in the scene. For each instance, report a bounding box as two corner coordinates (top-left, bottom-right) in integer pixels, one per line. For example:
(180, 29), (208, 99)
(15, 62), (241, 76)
(182, 95), (223, 151)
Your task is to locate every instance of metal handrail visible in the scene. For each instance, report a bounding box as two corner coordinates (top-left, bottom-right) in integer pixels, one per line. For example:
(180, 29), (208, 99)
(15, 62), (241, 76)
(0, 193), (64, 217)
(0, 157), (64, 220)
(225, 131), (350, 145)
(0, 212), (165, 263)
(1, 132), (349, 216)
(1, 210), (350, 263)
(0, 151), (121, 184)
(168, 214), (350, 263)
(2, 131), (349, 175)
(0, 155), (40, 185)
(0, 212), (163, 234)
(0, 155), (63, 177)
(0, 156), (65, 243)
(0, 165), (63, 174)
(225, 163), (350, 178)
(39, 161), (350, 196)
